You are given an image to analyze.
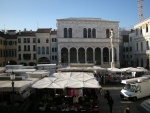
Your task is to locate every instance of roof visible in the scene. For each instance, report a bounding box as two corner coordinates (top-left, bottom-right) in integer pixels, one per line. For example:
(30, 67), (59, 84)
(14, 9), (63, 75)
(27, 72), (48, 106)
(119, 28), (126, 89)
(57, 17), (119, 23)
(18, 31), (36, 36)
(50, 30), (57, 35)
(36, 28), (52, 33)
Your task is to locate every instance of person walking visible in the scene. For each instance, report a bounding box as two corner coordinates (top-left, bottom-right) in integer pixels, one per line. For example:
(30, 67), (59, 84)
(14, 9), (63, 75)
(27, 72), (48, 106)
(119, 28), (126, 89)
(105, 90), (110, 103)
(108, 96), (114, 113)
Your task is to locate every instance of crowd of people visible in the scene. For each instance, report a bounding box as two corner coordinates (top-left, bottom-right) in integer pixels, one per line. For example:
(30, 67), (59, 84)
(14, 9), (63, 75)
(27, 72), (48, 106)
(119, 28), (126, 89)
(36, 88), (99, 113)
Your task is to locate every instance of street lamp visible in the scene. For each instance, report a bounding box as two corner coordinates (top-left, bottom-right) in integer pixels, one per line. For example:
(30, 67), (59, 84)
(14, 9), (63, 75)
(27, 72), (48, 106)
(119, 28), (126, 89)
(10, 71), (15, 105)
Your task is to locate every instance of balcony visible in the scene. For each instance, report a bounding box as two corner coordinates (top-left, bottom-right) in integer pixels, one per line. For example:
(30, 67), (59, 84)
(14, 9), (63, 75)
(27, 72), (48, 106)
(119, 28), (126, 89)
(57, 38), (119, 43)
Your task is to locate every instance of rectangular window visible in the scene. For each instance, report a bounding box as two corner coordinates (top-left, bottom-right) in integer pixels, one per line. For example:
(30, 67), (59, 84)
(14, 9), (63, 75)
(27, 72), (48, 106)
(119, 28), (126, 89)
(28, 45), (30, 51)
(9, 41), (12, 45)
(24, 38), (26, 43)
(24, 45), (26, 51)
(19, 54), (21, 60)
(52, 38), (54, 42)
(33, 45), (36, 51)
(27, 38), (30, 43)
(130, 47), (132, 52)
(52, 48), (54, 52)
(126, 47), (128, 52)
(18, 45), (21, 51)
(52, 56), (54, 60)
(18, 38), (21, 43)
(33, 38), (36, 43)
(55, 56), (57, 60)
(55, 48), (57, 52)
(33, 54), (36, 59)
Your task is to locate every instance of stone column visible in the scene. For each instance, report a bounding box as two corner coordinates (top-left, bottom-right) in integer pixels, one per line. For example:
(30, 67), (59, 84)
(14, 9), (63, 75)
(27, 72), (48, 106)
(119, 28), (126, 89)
(85, 48), (87, 63)
(101, 48), (103, 65)
(77, 49), (79, 63)
(93, 49), (95, 64)
(68, 51), (70, 64)
(110, 29), (115, 68)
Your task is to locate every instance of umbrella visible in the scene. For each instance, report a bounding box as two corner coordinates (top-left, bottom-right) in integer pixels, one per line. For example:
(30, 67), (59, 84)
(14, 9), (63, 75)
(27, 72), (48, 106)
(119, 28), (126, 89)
(136, 67), (148, 72)
(107, 68), (126, 73)
(32, 77), (57, 89)
(66, 77), (101, 88)
(53, 72), (71, 79)
(32, 72), (101, 89)
(0, 67), (6, 73)
(46, 78), (68, 89)
(124, 67), (147, 72)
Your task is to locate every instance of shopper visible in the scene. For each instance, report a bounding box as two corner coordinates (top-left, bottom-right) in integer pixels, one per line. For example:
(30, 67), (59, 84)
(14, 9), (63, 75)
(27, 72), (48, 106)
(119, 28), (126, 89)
(108, 96), (114, 113)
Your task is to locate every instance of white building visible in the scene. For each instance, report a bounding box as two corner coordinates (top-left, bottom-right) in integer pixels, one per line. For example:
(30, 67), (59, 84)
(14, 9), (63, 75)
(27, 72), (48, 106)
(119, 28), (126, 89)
(17, 30), (36, 66)
(133, 17), (150, 69)
(36, 28), (51, 64)
(57, 18), (120, 68)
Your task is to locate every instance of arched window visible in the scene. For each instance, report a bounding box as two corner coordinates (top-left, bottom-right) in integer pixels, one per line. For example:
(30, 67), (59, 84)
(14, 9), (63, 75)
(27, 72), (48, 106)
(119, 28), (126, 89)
(92, 28), (96, 38)
(140, 27), (142, 34)
(146, 24), (148, 33)
(42, 47), (45, 54)
(46, 38), (49, 43)
(83, 28), (87, 38)
(46, 47), (49, 54)
(106, 29), (109, 38)
(38, 39), (40, 43)
(146, 41), (149, 50)
(88, 28), (91, 38)
(38, 47), (40, 54)
(64, 28), (67, 38)
(69, 28), (72, 38)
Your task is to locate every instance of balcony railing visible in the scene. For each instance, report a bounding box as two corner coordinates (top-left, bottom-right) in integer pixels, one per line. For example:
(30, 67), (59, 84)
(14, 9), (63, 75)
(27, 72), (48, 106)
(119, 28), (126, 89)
(57, 38), (119, 43)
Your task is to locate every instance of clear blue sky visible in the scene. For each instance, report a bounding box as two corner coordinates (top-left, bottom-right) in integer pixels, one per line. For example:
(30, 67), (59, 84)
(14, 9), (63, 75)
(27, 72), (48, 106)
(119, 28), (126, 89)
(0, 0), (150, 31)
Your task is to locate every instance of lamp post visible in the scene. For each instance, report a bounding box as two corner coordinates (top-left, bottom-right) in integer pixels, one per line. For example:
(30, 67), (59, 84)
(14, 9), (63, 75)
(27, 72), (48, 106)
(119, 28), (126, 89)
(10, 71), (15, 105)
(110, 29), (115, 68)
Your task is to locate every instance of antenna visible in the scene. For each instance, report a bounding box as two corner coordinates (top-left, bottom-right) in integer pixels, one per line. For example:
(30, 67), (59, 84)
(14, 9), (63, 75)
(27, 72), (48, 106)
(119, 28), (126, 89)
(138, 0), (144, 22)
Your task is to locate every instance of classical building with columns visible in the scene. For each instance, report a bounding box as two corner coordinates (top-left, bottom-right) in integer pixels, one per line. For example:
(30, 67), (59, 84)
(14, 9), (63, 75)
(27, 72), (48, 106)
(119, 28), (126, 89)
(57, 18), (120, 68)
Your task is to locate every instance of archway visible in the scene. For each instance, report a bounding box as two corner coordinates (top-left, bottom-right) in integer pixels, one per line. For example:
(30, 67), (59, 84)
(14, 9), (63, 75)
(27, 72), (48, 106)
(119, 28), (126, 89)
(61, 48), (68, 63)
(87, 47), (93, 63)
(95, 48), (101, 65)
(78, 48), (85, 63)
(103, 47), (109, 63)
(70, 48), (77, 63)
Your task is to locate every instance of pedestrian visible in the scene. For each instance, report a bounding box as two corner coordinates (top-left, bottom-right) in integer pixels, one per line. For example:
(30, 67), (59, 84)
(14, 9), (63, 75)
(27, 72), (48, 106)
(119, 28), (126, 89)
(124, 105), (130, 113)
(105, 90), (110, 102)
(108, 96), (114, 113)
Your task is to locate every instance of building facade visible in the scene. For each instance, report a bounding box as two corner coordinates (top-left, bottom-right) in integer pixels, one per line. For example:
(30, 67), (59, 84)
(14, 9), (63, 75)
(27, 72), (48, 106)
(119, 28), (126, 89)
(57, 18), (120, 68)
(133, 17), (150, 69)
(0, 31), (6, 66)
(17, 30), (36, 66)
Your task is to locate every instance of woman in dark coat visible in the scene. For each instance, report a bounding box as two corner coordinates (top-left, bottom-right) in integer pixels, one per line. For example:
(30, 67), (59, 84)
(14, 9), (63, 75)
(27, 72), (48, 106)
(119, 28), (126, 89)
(108, 96), (114, 113)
